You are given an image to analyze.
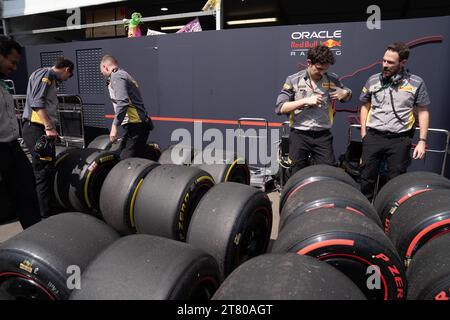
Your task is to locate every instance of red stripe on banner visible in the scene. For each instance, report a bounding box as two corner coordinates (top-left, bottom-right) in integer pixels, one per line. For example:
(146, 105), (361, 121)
(104, 115), (283, 127)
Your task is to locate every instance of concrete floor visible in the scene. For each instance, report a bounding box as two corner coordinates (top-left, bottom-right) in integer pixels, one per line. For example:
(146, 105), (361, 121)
(0, 220), (22, 243)
(0, 191), (281, 243)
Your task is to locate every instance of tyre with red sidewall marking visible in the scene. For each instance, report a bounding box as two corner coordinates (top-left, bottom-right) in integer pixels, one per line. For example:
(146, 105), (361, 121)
(387, 189), (450, 268)
(280, 165), (359, 212)
(407, 233), (450, 300)
(280, 179), (381, 230)
(271, 208), (407, 300)
(374, 171), (450, 234)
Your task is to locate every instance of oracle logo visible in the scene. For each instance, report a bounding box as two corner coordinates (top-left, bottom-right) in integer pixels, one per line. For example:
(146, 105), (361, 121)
(291, 30), (342, 40)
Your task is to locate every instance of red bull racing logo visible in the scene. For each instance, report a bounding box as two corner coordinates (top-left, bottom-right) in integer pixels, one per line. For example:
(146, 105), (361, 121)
(290, 30), (343, 57)
(321, 39), (342, 48)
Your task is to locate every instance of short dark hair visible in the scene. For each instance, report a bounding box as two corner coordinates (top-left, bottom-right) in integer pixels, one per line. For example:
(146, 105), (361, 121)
(0, 36), (22, 57)
(387, 42), (410, 61)
(101, 54), (118, 65)
(307, 45), (335, 65)
(54, 58), (74, 72)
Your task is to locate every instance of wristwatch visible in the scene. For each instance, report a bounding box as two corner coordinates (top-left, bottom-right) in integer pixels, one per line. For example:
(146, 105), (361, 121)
(418, 138), (427, 142)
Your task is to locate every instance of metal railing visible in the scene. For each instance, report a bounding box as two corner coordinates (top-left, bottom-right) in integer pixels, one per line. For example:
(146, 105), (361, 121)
(237, 117), (273, 191)
(13, 94), (86, 148)
(348, 124), (449, 176)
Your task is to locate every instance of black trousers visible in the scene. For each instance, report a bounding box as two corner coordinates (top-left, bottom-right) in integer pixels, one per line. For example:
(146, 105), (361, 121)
(119, 122), (150, 159)
(0, 140), (41, 228)
(360, 129), (412, 201)
(21, 122), (56, 218)
(288, 128), (336, 175)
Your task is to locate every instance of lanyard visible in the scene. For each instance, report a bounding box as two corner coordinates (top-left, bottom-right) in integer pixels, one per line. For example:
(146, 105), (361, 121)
(305, 71), (330, 95)
(306, 78), (316, 93)
(305, 71), (318, 94)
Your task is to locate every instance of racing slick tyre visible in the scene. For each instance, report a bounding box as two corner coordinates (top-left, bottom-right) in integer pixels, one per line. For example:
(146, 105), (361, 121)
(86, 135), (114, 151)
(100, 158), (160, 235)
(387, 189), (450, 268)
(280, 179), (381, 230)
(70, 234), (220, 300)
(134, 165), (214, 241)
(212, 253), (365, 300)
(374, 171), (450, 234)
(271, 208), (407, 300)
(53, 148), (120, 217)
(187, 183), (272, 278)
(192, 163), (250, 185)
(158, 144), (198, 165)
(192, 149), (250, 184)
(280, 165), (359, 212)
(0, 212), (119, 300)
(87, 135), (161, 162)
(407, 233), (450, 300)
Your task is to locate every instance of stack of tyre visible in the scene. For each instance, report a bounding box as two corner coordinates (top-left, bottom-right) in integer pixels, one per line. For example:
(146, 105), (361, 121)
(158, 144), (251, 185)
(1, 157), (449, 300)
(247, 166), (449, 301)
(207, 165), (391, 300)
(0, 141), (272, 299)
(51, 140), (251, 218)
(373, 171), (450, 300)
(0, 181), (273, 299)
(264, 165), (405, 300)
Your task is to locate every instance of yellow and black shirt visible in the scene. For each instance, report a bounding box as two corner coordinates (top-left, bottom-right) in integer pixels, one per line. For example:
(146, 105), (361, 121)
(108, 68), (148, 126)
(359, 70), (430, 133)
(275, 69), (351, 131)
(23, 67), (59, 126)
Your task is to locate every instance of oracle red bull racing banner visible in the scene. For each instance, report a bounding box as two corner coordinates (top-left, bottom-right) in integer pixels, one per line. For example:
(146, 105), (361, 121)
(290, 30), (343, 56)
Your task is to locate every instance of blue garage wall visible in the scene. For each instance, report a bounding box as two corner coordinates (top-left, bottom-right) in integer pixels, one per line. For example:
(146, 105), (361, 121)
(23, 16), (450, 176)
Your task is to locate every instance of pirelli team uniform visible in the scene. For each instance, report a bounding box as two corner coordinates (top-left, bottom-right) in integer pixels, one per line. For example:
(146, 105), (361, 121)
(359, 70), (430, 199)
(22, 67), (60, 218)
(276, 69), (352, 174)
(107, 67), (153, 159)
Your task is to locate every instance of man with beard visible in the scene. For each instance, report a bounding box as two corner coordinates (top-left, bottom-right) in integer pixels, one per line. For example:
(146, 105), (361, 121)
(359, 42), (430, 200)
(0, 36), (41, 228)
